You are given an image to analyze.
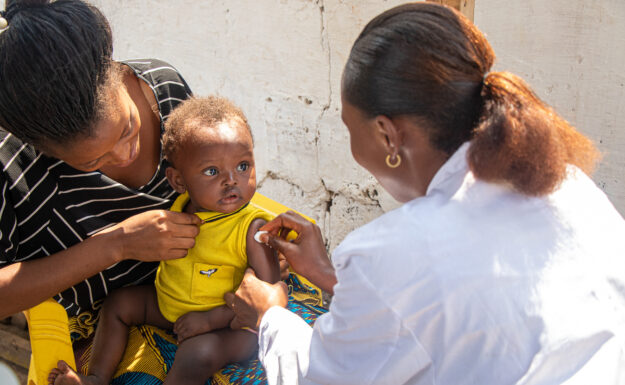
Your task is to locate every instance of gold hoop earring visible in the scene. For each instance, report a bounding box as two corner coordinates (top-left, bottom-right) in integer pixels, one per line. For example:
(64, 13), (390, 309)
(385, 154), (401, 168)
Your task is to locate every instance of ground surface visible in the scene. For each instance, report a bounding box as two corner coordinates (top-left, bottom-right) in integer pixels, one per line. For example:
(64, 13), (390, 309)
(0, 318), (30, 385)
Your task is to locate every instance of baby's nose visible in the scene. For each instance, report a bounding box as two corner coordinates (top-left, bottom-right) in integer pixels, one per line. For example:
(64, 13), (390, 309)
(223, 171), (236, 185)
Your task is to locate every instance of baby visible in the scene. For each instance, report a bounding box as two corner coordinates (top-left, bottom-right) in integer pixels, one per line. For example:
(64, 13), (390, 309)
(50, 96), (280, 385)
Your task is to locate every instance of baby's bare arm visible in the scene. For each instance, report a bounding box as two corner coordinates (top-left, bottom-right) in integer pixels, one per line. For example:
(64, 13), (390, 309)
(246, 218), (280, 284)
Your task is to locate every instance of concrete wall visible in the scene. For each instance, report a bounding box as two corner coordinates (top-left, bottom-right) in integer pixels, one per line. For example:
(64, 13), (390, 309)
(89, 0), (625, 251)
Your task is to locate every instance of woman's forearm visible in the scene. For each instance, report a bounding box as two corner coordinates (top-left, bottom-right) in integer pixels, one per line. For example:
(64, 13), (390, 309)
(0, 209), (201, 318)
(0, 231), (121, 318)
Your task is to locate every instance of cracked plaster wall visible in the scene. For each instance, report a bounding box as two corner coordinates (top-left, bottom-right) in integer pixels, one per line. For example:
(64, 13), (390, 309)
(90, 0), (625, 252)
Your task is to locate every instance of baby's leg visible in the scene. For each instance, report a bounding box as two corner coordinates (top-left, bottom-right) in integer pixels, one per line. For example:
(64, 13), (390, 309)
(164, 328), (257, 385)
(49, 285), (172, 385)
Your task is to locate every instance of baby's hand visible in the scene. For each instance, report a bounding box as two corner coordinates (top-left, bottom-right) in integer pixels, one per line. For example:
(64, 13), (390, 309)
(173, 311), (214, 343)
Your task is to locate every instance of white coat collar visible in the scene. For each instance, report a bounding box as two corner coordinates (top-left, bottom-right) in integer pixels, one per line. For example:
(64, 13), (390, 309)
(425, 141), (470, 196)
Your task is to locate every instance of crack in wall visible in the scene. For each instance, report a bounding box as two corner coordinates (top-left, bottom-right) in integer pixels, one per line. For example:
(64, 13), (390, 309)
(318, 0), (333, 114)
(258, 170), (305, 194)
(314, 0), (333, 197)
(364, 186), (383, 208)
(256, 0), (387, 249)
(319, 177), (337, 251)
(258, 170), (335, 213)
(319, 177), (337, 213)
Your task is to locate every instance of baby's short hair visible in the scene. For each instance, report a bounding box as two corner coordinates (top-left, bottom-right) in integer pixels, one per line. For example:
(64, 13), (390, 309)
(163, 96), (251, 165)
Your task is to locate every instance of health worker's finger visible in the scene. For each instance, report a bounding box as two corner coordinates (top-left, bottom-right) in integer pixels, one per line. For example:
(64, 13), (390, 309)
(259, 211), (307, 235)
(264, 234), (299, 256)
(230, 316), (244, 330)
(224, 291), (236, 308)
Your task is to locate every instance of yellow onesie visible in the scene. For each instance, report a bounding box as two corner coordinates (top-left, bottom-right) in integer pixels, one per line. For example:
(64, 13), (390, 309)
(155, 192), (273, 323)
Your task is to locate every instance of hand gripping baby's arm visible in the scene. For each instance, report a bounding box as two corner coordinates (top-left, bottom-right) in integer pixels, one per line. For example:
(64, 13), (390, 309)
(246, 218), (281, 284)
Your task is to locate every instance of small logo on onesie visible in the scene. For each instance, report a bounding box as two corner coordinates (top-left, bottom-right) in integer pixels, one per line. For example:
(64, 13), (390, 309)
(200, 268), (218, 278)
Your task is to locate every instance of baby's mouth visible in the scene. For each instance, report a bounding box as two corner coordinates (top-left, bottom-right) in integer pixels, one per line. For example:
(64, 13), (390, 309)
(220, 191), (240, 204)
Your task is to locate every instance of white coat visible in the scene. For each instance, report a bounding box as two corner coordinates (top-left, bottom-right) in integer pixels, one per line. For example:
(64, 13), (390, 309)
(259, 143), (625, 385)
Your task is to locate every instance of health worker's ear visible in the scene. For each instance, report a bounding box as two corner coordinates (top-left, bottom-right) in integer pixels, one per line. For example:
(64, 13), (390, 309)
(165, 166), (187, 194)
(374, 115), (403, 158)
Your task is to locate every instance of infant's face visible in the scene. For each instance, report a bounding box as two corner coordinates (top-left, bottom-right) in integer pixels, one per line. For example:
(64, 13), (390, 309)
(173, 118), (256, 213)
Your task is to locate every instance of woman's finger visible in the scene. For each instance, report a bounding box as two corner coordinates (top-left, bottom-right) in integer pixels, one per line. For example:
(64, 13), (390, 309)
(168, 222), (201, 239)
(163, 233), (196, 251)
(165, 248), (191, 260)
(165, 210), (202, 225)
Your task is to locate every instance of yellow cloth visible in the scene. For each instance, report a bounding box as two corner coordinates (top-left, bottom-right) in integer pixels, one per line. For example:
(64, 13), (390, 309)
(155, 192), (273, 323)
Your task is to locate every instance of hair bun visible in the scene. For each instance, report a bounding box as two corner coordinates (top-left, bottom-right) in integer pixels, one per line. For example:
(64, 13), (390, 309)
(9, 0), (50, 5)
(4, 0), (50, 20)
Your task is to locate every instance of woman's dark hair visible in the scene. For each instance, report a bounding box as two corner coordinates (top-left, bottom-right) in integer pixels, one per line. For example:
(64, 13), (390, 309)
(343, 2), (598, 196)
(0, 0), (119, 150)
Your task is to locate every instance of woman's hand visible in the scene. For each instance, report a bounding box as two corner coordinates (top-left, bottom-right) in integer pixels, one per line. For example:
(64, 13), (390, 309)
(258, 211), (337, 294)
(99, 209), (201, 263)
(224, 268), (288, 330)
(0, 210), (200, 318)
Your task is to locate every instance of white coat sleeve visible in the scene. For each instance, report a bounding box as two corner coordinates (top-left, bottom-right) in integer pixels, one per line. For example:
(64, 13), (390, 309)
(258, 259), (433, 385)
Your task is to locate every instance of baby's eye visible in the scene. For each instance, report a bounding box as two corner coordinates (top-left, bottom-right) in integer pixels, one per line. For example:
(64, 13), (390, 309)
(203, 167), (218, 176)
(237, 162), (249, 172)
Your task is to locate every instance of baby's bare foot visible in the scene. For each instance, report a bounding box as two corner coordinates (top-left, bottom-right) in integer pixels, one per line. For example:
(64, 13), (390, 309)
(174, 311), (215, 343)
(48, 360), (105, 385)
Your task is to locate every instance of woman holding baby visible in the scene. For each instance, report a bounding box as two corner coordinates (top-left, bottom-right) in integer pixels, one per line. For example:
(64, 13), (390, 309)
(0, 0), (323, 383)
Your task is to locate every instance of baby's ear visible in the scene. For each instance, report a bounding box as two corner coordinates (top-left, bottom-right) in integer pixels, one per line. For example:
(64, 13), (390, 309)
(165, 166), (187, 193)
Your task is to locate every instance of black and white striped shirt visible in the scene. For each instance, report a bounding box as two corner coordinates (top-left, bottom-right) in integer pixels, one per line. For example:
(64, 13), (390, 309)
(0, 59), (192, 316)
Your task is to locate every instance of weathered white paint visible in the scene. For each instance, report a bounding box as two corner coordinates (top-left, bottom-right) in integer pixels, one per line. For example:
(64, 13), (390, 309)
(89, 0), (625, 251)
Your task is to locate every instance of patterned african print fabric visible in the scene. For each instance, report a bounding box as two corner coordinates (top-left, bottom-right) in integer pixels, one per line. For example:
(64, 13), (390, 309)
(71, 273), (327, 384)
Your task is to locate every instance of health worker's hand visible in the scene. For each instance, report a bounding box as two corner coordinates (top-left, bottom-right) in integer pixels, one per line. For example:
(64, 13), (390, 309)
(225, 268), (288, 330)
(257, 211), (337, 294)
